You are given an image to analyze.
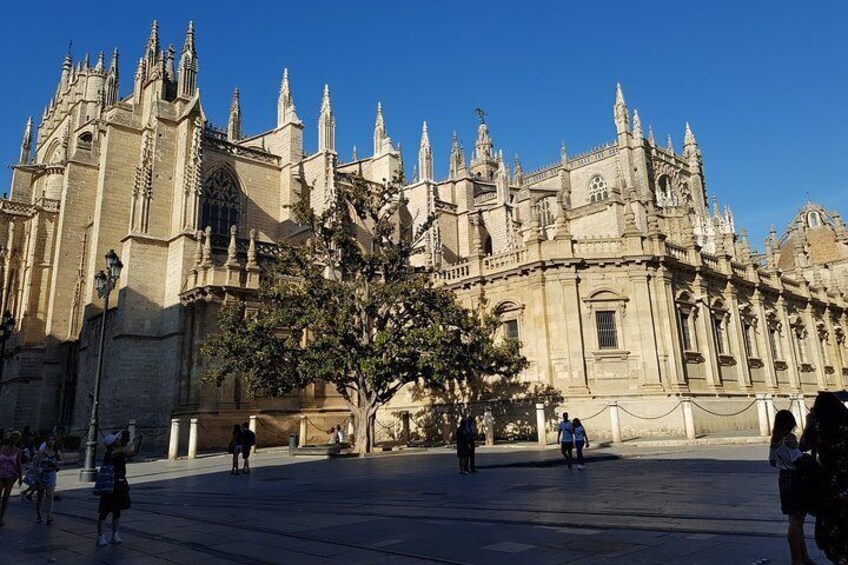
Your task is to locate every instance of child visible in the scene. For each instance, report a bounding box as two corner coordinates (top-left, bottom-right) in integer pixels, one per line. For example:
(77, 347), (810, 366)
(768, 409), (815, 565)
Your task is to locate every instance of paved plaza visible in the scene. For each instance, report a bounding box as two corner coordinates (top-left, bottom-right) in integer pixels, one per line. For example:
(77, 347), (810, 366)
(0, 442), (829, 564)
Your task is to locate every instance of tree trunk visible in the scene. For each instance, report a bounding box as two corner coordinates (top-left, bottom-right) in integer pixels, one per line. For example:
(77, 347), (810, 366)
(351, 399), (377, 455)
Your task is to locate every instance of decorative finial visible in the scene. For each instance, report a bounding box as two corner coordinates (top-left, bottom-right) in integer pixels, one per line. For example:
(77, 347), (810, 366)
(474, 107), (486, 124)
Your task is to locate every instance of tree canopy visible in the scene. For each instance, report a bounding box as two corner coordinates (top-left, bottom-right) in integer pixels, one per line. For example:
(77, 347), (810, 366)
(203, 173), (526, 453)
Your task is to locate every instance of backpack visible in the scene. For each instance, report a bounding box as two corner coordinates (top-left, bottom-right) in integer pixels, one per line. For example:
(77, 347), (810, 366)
(794, 453), (827, 516)
(243, 429), (256, 449)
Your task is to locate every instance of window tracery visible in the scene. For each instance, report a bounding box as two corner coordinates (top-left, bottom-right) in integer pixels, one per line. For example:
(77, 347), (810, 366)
(588, 175), (609, 204)
(200, 168), (241, 236)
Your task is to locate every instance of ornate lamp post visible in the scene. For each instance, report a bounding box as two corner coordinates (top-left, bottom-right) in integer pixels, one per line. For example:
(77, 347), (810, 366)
(80, 249), (123, 482)
(0, 310), (15, 397)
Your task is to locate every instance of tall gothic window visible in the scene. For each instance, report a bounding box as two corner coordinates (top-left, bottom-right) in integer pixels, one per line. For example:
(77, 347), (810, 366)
(588, 175), (609, 204)
(537, 197), (556, 227)
(201, 169), (241, 235)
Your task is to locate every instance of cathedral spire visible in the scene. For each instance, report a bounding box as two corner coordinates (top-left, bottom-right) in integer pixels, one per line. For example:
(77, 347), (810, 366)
(373, 102), (388, 156)
(60, 51), (73, 89)
(19, 117), (32, 165)
(513, 155), (524, 187)
(105, 48), (119, 106)
(277, 68), (299, 127)
(648, 125), (656, 147)
(418, 121), (433, 182)
(94, 51), (105, 73)
(144, 20), (160, 78)
(666, 134), (675, 154)
(495, 150), (509, 204)
(683, 122), (701, 162)
(178, 21), (198, 98)
(449, 131), (465, 179)
(614, 82), (629, 135)
(227, 88), (242, 142)
(318, 84), (335, 152)
(632, 109), (643, 139)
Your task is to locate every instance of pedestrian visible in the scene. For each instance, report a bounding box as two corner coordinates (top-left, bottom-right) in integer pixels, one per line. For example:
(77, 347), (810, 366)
(96, 430), (142, 547)
(800, 392), (848, 564)
(228, 424), (243, 475)
(336, 425), (345, 444)
(464, 416), (478, 473)
(572, 418), (590, 470)
(240, 422), (256, 474)
(33, 434), (62, 525)
(455, 417), (471, 475)
(327, 427), (338, 444)
(19, 432), (38, 502)
(769, 409), (815, 565)
(0, 431), (23, 526)
(556, 412), (574, 469)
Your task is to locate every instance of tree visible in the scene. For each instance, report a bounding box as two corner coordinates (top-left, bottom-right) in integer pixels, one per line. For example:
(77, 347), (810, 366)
(202, 174), (526, 454)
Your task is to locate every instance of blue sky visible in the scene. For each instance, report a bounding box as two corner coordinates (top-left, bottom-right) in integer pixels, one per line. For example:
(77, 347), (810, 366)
(1, 1), (846, 247)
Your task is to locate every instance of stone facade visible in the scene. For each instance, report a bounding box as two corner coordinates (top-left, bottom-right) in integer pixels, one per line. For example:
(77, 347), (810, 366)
(1, 21), (846, 447)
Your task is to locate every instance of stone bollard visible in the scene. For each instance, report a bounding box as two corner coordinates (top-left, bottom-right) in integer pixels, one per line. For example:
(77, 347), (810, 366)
(766, 394), (776, 431)
(535, 403), (547, 447)
(791, 394), (805, 428)
(483, 406), (495, 447)
(797, 393), (809, 421)
(168, 418), (181, 461)
(347, 413), (355, 444)
(756, 394), (770, 437)
(187, 418), (198, 459)
(401, 411), (411, 445)
(681, 398), (696, 440)
(298, 415), (307, 447)
(128, 419), (138, 444)
(249, 415), (258, 453)
(608, 401), (622, 443)
(441, 410), (452, 445)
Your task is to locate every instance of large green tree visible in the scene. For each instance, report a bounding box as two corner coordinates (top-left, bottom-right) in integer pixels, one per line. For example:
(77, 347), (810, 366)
(203, 174), (526, 454)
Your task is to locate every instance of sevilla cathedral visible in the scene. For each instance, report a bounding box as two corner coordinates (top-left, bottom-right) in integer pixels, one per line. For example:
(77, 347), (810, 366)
(1, 22), (845, 448)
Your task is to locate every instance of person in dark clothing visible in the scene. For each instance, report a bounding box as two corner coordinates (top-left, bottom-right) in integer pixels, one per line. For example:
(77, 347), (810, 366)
(801, 392), (848, 564)
(240, 422), (256, 474)
(463, 417), (478, 473)
(228, 425), (243, 475)
(455, 418), (471, 474)
(96, 430), (141, 547)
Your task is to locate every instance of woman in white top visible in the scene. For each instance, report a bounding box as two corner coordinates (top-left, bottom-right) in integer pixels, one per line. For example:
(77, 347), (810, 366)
(768, 409), (815, 565)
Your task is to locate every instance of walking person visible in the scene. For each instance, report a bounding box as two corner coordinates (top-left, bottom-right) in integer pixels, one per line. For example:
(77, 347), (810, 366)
(228, 425), (243, 475)
(769, 409), (816, 565)
(19, 433), (38, 502)
(96, 430), (142, 547)
(240, 422), (256, 474)
(33, 434), (62, 525)
(556, 412), (574, 469)
(464, 416), (478, 473)
(335, 425), (345, 444)
(573, 418), (590, 470)
(455, 417), (471, 475)
(801, 392), (848, 564)
(0, 431), (23, 526)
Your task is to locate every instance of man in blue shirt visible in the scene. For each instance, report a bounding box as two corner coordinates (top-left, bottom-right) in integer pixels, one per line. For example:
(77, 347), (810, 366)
(556, 412), (574, 469)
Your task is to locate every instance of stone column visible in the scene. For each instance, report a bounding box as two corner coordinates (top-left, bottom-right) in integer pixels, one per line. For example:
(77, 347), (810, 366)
(803, 304), (828, 389)
(778, 297), (801, 391)
(298, 415), (307, 447)
(791, 394), (805, 428)
(629, 269), (664, 391)
(756, 394), (770, 437)
(726, 286), (752, 390)
(535, 403), (547, 447)
(557, 270), (589, 394)
(656, 267), (687, 391)
(401, 411), (411, 445)
(694, 276), (721, 390)
(483, 406), (495, 447)
(441, 409), (452, 445)
(168, 418), (181, 461)
(766, 394), (777, 431)
(609, 400), (622, 443)
(187, 418), (198, 459)
(824, 312), (844, 390)
(681, 398), (696, 440)
(128, 419), (138, 444)
(348, 412), (355, 442)
(249, 415), (258, 453)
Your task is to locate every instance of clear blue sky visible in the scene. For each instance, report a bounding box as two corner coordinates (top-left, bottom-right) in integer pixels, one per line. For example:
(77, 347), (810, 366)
(2, 1), (846, 248)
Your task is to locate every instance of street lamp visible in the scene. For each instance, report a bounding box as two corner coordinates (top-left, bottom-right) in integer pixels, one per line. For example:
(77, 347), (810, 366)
(80, 249), (123, 482)
(0, 310), (15, 398)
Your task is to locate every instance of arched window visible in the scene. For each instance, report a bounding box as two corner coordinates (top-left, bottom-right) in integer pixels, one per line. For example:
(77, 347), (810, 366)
(808, 211), (822, 228)
(483, 234), (493, 256)
(201, 169), (241, 236)
(588, 175), (609, 203)
(537, 196), (556, 227)
(656, 175), (677, 207)
(77, 132), (93, 151)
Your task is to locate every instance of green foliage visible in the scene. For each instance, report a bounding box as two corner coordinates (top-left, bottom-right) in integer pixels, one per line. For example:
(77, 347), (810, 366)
(202, 173), (527, 448)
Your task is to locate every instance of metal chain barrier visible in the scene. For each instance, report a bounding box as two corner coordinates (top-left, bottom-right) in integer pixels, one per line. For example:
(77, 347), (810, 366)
(574, 405), (608, 421)
(618, 401), (683, 421)
(691, 399), (757, 418)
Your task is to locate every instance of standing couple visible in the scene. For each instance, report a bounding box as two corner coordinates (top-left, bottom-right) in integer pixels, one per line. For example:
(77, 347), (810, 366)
(556, 412), (589, 470)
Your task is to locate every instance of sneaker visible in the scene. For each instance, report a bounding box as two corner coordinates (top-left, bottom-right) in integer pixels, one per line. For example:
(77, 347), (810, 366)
(110, 533), (123, 545)
(577, 464), (585, 470)
(96, 535), (109, 547)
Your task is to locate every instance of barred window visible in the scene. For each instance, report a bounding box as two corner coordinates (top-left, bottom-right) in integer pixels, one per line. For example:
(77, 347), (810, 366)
(679, 310), (693, 351)
(712, 315), (726, 355)
(742, 321), (754, 358)
(503, 319), (519, 341)
(596, 310), (618, 350)
(588, 175), (609, 204)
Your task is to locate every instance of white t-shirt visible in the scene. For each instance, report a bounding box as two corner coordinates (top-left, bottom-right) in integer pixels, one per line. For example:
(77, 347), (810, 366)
(559, 421), (574, 443)
(769, 434), (802, 470)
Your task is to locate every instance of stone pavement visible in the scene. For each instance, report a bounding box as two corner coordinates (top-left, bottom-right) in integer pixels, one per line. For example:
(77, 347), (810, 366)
(0, 443), (829, 564)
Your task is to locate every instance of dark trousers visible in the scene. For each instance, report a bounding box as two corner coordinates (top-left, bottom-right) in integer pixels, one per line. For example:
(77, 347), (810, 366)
(560, 442), (574, 468)
(575, 440), (585, 466)
(469, 448), (476, 472)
